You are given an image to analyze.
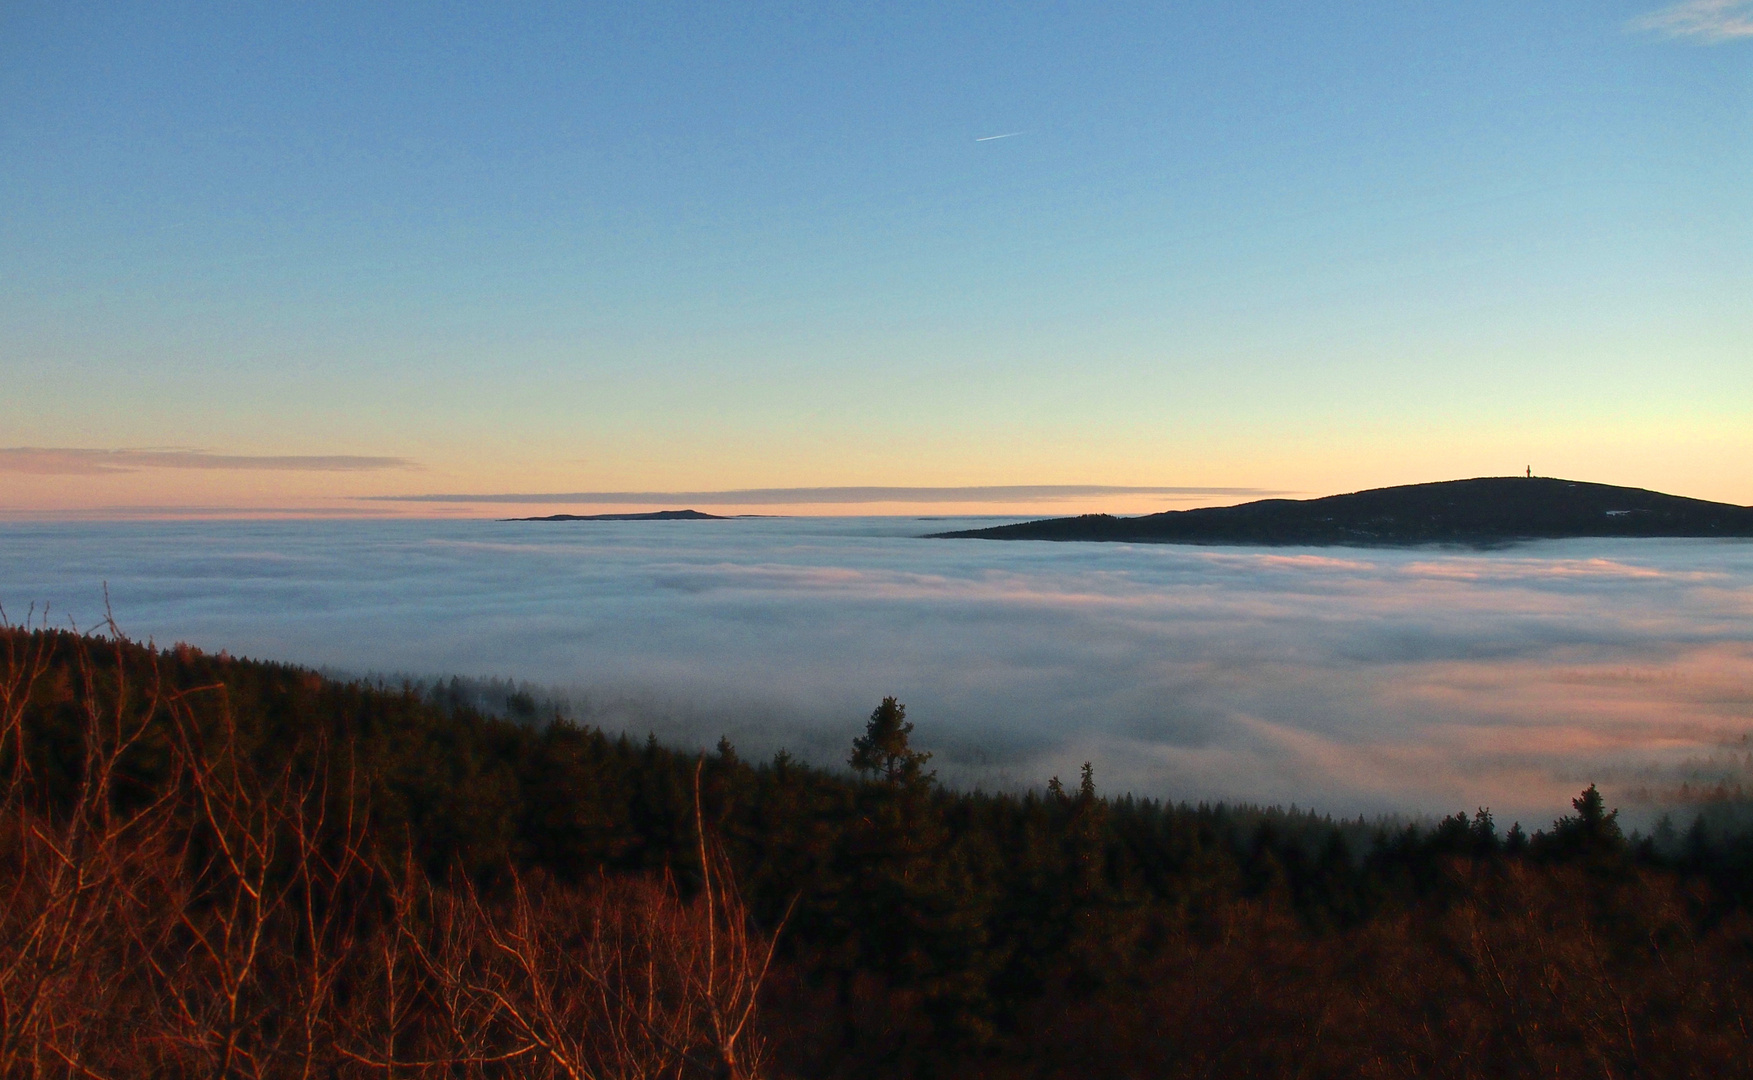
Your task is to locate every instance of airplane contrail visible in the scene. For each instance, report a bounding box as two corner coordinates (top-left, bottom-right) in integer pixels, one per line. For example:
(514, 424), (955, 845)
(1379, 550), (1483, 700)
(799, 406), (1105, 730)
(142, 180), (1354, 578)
(975, 131), (1023, 142)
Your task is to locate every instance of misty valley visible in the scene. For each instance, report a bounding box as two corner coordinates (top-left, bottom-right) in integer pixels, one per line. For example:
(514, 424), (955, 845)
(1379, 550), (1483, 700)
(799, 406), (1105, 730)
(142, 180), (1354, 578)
(9, 0), (1745, 1073)
(4, 515), (1753, 1077)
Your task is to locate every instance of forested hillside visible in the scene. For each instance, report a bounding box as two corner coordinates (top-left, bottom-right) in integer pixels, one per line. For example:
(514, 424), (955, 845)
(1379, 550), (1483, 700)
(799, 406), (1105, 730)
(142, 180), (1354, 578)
(4, 624), (1751, 1078)
(936, 477), (1753, 545)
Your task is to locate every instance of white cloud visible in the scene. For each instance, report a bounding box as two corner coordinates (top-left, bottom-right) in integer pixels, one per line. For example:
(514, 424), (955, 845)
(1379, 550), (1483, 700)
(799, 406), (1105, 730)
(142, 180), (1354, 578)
(4, 520), (1750, 822)
(1630, 0), (1753, 42)
(0, 448), (416, 475)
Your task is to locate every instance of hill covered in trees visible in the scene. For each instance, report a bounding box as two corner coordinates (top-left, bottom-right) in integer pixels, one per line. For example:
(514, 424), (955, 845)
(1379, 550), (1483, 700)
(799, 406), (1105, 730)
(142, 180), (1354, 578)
(4, 624), (1752, 1078)
(933, 477), (1753, 546)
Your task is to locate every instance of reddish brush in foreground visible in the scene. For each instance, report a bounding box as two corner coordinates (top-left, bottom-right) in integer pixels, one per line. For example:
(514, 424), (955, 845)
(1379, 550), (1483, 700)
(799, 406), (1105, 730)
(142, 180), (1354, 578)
(4, 620), (1753, 1079)
(0, 618), (783, 1079)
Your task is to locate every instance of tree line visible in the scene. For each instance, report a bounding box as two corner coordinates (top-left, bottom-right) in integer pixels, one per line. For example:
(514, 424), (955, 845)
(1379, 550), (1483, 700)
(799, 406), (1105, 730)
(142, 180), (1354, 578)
(3, 622), (1751, 1078)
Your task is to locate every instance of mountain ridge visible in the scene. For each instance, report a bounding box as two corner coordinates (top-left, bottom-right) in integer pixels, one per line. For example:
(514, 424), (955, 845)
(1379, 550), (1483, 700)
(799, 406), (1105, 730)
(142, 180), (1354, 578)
(504, 509), (727, 522)
(930, 477), (1753, 546)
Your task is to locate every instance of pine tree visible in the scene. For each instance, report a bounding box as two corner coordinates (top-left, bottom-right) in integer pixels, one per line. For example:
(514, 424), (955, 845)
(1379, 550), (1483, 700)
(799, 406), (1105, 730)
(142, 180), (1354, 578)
(848, 696), (934, 787)
(1542, 783), (1626, 863)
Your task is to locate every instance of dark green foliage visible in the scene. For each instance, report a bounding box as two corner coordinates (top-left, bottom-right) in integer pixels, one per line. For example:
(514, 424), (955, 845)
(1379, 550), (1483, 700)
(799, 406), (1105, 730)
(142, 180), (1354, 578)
(1537, 782), (1626, 864)
(8, 626), (1752, 1080)
(847, 696), (933, 787)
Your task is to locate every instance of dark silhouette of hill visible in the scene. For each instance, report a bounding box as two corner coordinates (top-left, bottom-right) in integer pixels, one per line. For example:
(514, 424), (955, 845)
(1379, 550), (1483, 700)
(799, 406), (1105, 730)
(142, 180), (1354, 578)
(505, 508), (727, 521)
(932, 477), (1753, 546)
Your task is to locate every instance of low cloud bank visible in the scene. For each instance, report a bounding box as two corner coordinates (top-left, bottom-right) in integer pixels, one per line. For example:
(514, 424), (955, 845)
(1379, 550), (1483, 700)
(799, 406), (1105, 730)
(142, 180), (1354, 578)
(362, 485), (1280, 506)
(3, 517), (1749, 824)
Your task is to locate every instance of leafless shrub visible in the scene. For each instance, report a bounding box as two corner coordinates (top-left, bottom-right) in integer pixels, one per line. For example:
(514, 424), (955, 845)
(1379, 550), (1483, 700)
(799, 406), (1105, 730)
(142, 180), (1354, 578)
(1, 612), (185, 1078)
(346, 761), (786, 1080)
(0, 620), (784, 1080)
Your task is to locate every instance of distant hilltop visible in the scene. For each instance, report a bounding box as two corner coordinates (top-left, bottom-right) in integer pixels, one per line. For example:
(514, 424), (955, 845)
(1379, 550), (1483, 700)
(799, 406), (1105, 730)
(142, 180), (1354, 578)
(504, 509), (727, 522)
(930, 478), (1753, 546)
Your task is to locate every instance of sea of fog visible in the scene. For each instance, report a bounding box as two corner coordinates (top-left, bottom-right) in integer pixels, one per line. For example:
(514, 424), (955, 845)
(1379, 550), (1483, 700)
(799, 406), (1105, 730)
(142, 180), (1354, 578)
(3, 517), (1751, 826)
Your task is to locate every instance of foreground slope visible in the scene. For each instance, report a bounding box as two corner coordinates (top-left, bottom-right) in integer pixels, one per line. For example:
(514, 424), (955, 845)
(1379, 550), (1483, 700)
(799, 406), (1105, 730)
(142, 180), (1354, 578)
(933, 477), (1753, 546)
(6, 626), (1753, 1078)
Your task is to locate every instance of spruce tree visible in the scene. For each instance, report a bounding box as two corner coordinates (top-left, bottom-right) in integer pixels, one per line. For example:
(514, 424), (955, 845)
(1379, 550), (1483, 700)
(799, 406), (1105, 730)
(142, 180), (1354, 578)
(848, 696), (934, 787)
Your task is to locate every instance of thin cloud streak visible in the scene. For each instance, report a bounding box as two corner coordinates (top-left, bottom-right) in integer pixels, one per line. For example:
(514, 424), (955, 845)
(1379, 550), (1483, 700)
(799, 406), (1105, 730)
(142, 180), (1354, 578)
(0, 505), (417, 522)
(1, 448), (417, 475)
(364, 485), (1284, 506)
(1629, 0), (1753, 41)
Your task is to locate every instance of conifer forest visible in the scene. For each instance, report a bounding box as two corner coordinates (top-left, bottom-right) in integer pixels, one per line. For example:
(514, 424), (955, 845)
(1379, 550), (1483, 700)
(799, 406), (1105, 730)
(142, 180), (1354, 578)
(4, 623), (1751, 1079)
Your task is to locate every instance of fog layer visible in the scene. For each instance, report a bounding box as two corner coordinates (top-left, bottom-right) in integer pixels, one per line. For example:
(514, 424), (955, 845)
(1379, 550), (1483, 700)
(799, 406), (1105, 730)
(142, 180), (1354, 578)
(4, 518), (1749, 822)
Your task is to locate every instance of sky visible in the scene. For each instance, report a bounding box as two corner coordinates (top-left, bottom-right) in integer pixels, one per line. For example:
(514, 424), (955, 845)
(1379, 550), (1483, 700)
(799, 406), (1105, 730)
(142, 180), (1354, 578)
(2, 0), (1749, 518)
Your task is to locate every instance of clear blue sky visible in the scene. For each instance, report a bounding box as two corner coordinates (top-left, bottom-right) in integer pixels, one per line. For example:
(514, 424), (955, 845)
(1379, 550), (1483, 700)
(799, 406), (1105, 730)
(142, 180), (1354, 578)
(2, 1), (1748, 515)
